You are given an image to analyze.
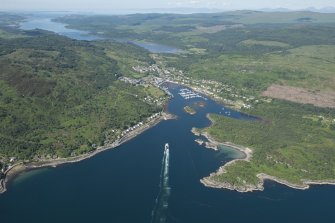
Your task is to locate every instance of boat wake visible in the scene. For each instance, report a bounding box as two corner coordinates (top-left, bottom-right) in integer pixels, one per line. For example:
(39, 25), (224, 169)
(151, 143), (170, 223)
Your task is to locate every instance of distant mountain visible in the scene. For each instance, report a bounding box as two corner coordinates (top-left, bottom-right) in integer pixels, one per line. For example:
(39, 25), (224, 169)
(133, 7), (335, 14)
(149, 7), (335, 14)
(258, 7), (335, 13)
(259, 8), (292, 12)
(130, 8), (225, 14)
(313, 7), (335, 13)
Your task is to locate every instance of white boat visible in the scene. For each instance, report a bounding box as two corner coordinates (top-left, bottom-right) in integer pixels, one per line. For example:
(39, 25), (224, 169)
(165, 143), (169, 151)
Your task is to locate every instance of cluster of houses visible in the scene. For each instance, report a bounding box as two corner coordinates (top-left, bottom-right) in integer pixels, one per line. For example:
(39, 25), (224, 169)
(0, 157), (16, 178)
(178, 88), (207, 100)
(118, 75), (169, 106)
(132, 64), (178, 76)
(129, 62), (258, 110)
(120, 122), (144, 137)
(118, 113), (161, 139)
(119, 75), (165, 88)
(157, 68), (257, 109)
(147, 112), (160, 120)
(119, 76), (143, 85)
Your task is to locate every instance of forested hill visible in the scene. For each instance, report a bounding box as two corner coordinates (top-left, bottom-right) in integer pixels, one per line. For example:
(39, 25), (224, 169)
(0, 29), (160, 161)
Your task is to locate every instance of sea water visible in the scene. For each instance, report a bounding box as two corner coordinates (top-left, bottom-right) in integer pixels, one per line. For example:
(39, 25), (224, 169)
(0, 83), (334, 223)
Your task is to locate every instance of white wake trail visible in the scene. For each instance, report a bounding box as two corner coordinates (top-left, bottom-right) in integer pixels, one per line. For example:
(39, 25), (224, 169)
(151, 145), (170, 223)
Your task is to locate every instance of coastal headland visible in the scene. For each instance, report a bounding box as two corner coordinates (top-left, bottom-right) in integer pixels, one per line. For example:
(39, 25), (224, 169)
(194, 114), (335, 192)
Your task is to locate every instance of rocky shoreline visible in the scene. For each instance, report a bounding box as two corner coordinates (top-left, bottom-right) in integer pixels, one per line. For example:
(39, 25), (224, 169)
(194, 114), (335, 193)
(0, 112), (175, 194)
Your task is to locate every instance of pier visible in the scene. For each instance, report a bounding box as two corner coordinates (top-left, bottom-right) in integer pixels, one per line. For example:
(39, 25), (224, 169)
(178, 88), (207, 100)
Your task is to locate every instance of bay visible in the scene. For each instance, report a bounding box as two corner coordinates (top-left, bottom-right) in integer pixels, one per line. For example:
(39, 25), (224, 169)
(0, 83), (334, 223)
(2, 15), (334, 223)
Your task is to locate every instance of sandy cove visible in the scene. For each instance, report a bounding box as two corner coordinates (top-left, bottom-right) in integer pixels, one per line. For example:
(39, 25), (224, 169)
(0, 112), (175, 194)
(194, 114), (335, 192)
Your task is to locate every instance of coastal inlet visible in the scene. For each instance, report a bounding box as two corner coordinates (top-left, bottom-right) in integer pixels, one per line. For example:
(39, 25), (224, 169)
(1, 15), (335, 223)
(1, 83), (335, 223)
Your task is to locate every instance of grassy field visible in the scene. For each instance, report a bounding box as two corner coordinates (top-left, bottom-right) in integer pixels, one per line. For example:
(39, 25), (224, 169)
(238, 39), (291, 48)
(181, 45), (335, 95)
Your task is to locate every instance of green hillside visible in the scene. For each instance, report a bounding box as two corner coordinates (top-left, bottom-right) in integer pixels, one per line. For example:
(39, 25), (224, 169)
(200, 101), (335, 189)
(0, 29), (162, 161)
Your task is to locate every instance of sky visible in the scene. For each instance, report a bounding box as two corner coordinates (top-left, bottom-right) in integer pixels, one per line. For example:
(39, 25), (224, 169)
(1, 0), (335, 12)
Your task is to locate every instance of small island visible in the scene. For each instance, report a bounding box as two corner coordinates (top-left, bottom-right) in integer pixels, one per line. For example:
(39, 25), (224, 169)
(184, 106), (196, 115)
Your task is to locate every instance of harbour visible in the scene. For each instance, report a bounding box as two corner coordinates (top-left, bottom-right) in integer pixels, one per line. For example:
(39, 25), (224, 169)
(178, 88), (208, 100)
(1, 14), (334, 223)
(1, 83), (334, 223)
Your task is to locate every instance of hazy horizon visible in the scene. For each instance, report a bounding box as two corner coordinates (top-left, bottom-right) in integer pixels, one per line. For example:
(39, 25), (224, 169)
(1, 0), (335, 12)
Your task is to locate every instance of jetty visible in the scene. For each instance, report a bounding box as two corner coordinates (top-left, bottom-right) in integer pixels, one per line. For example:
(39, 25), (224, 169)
(178, 88), (207, 100)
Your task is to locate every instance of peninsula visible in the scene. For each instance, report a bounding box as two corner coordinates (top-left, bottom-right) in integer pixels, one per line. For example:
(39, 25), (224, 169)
(195, 110), (335, 192)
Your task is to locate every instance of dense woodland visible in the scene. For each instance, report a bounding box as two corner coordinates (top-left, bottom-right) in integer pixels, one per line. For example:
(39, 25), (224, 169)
(0, 25), (162, 161)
